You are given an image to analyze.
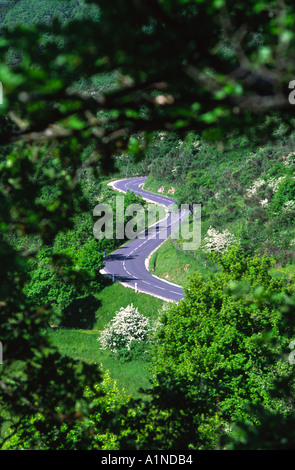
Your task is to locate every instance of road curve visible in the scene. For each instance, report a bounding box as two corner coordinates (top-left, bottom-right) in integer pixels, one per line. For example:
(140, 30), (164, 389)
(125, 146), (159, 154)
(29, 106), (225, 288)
(101, 176), (184, 302)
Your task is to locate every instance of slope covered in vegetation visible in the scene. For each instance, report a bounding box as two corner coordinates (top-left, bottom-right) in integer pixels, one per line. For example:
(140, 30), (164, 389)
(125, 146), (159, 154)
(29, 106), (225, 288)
(142, 131), (295, 280)
(1, 0), (295, 453)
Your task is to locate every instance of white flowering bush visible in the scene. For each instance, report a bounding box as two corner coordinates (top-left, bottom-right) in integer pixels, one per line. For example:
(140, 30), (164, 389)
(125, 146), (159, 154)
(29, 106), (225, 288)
(246, 178), (265, 197)
(260, 198), (269, 207)
(202, 227), (236, 253)
(98, 304), (150, 353)
(283, 200), (295, 213)
(267, 175), (287, 192)
(246, 174), (294, 198)
(283, 152), (295, 167)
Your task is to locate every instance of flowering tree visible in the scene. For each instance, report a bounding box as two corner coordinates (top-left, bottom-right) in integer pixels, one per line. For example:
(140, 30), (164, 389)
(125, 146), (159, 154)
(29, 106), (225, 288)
(98, 304), (150, 353)
(202, 227), (236, 253)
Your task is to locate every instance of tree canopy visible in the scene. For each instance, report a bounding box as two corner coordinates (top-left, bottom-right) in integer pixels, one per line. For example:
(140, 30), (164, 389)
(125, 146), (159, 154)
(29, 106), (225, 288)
(1, 0), (295, 151)
(1, 0), (295, 452)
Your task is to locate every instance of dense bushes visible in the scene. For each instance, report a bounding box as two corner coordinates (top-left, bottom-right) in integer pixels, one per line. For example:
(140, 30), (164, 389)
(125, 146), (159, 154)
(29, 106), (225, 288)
(98, 304), (150, 353)
(270, 176), (295, 214)
(98, 303), (159, 363)
(150, 247), (294, 429)
(144, 132), (295, 265)
(88, 247), (295, 450)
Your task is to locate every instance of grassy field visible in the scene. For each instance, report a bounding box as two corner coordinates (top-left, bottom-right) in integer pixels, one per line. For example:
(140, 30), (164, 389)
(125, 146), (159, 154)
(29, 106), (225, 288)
(143, 176), (176, 197)
(93, 281), (164, 329)
(47, 282), (164, 397)
(148, 238), (219, 286)
(148, 237), (295, 287)
(149, 239), (198, 286)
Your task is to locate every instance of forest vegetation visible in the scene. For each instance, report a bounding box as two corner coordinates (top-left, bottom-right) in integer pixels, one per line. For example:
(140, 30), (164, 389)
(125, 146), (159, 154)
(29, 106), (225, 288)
(0, 0), (295, 451)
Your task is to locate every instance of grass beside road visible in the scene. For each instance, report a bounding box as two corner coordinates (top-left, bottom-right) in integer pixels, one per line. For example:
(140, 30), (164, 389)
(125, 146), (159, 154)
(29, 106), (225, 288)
(148, 238), (220, 287)
(47, 282), (164, 397)
(149, 237), (295, 288)
(93, 281), (164, 330)
(149, 239), (198, 286)
(47, 328), (152, 397)
(143, 176), (176, 197)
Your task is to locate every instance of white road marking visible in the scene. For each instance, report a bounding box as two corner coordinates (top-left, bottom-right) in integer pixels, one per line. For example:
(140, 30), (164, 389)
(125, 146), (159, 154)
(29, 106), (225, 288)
(105, 177), (184, 300)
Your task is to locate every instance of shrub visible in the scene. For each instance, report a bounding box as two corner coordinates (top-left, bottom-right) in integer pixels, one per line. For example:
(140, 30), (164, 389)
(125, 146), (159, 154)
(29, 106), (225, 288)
(270, 176), (295, 213)
(202, 227), (236, 253)
(152, 247), (291, 426)
(98, 304), (150, 353)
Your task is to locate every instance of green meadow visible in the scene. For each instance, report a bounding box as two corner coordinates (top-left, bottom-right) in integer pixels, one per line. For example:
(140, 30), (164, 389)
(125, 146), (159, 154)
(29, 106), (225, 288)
(47, 282), (164, 397)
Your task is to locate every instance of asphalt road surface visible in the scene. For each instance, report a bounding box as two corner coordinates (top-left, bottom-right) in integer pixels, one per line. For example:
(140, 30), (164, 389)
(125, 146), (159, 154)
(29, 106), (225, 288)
(101, 177), (185, 302)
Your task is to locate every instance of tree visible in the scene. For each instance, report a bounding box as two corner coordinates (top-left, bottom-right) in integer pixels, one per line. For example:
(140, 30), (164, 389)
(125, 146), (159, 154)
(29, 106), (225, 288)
(98, 304), (150, 353)
(1, 0), (295, 154)
(1, 0), (295, 450)
(221, 285), (295, 449)
(110, 370), (218, 450)
(0, 238), (106, 448)
(148, 246), (295, 441)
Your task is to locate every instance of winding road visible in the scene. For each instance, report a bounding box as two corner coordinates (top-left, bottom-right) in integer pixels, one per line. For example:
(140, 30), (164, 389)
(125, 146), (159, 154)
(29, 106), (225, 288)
(100, 177), (185, 302)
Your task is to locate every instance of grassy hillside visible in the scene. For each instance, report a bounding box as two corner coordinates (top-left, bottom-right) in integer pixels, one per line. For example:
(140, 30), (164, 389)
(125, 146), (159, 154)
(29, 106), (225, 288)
(148, 238), (219, 286)
(141, 132), (295, 284)
(47, 282), (164, 397)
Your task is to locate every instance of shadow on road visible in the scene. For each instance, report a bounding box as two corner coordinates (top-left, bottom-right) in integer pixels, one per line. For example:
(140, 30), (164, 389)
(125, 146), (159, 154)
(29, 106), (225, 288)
(105, 252), (137, 262)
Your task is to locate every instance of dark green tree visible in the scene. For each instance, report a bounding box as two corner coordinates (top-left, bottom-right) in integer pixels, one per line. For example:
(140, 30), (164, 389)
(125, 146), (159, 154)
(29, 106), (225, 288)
(1, 0), (295, 450)
(145, 246), (295, 444)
